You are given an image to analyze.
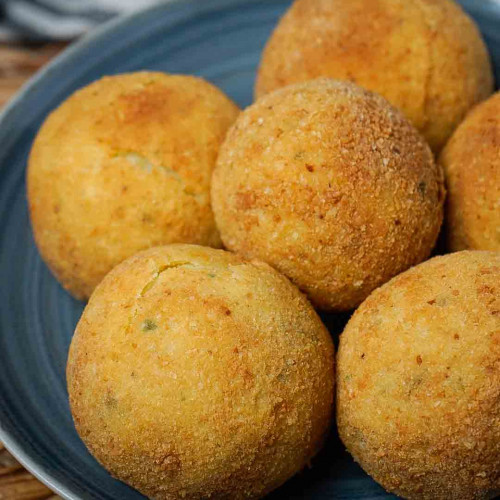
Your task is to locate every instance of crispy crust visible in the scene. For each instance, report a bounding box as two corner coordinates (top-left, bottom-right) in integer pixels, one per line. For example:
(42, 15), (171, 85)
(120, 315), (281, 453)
(337, 251), (500, 499)
(439, 92), (500, 252)
(255, 0), (493, 152)
(27, 72), (239, 299)
(212, 79), (444, 311)
(67, 244), (335, 499)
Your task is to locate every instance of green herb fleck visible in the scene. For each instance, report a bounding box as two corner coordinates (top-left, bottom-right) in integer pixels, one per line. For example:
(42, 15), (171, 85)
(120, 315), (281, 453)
(141, 319), (158, 332)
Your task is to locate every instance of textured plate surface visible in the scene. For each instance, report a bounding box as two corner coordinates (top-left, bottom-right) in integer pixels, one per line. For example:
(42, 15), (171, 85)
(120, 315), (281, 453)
(0, 0), (498, 499)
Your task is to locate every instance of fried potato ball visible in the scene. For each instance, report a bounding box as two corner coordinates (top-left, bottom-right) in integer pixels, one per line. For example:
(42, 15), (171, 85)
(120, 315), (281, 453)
(212, 79), (444, 311)
(67, 244), (335, 499)
(27, 72), (239, 300)
(440, 92), (500, 252)
(255, 0), (494, 152)
(337, 251), (500, 500)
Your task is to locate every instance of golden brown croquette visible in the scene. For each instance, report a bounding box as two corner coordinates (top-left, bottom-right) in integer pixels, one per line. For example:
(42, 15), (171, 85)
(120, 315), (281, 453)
(337, 251), (500, 500)
(212, 79), (444, 311)
(255, 0), (494, 152)
(440, 92), (500, 252)
(67, 244), (335, 499)
(28, 72), (239, 300)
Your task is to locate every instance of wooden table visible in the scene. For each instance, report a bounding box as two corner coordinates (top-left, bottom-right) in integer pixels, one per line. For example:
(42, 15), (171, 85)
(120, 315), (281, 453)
(1, 41), (66, 500)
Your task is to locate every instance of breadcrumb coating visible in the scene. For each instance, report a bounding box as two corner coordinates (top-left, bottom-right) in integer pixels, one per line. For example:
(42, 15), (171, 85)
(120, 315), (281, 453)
(67, 244), (335, 499)
(28, 72), (239, 299)
(440, 92), (500, 252)
(337, 251), (500, 499)
(256, 0), (493, 152)
(212, 79), (444, 311)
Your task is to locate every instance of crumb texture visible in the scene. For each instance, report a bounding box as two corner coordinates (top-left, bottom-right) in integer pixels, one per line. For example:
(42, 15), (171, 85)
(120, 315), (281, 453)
(212, 78), (444, 311)
(28, 72), (240, 299)
(67, 245), (335, 499)
(255, 0), (494, 152)
(337, 251), (500, 499)
(440, 92), (500, 252)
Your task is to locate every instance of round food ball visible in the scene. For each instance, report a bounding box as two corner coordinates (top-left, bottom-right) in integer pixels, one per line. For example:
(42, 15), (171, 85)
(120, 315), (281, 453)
(337, 251), (500, 499)
(212, 79), (444, 311)
(255, 0), (494, 152)
(27, 72), (239, 300)
(67, 244), (335, 499)
(440, 92), (500, 252)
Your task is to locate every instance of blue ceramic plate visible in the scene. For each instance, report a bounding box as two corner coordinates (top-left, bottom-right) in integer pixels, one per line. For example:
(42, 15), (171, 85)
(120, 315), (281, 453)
(0, 1), (498, 498)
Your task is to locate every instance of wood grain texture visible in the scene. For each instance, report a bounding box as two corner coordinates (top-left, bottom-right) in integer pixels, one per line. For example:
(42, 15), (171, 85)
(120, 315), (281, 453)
(1, 42), (65, 499)
(0, 43), (66, 108)
(0, 443), (59, 499)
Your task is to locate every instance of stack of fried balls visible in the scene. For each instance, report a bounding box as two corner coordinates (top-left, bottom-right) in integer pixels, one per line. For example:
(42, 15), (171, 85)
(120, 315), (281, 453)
(27, 0), (498, 498)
